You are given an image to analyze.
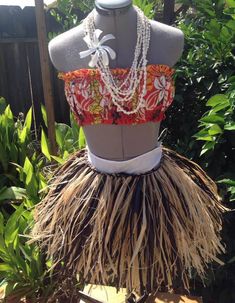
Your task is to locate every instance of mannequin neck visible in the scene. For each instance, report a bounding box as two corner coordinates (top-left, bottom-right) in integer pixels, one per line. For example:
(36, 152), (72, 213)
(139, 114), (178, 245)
(95, 0), (133, 16)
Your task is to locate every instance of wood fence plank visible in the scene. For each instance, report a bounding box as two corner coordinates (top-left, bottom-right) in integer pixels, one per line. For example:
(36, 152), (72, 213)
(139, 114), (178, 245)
(0, 5), (67, 126)
(35, 0), (57, 154)
(2, 43), (30, 115)
(163, 0), (175, 24)
(0, 46), (9, 101)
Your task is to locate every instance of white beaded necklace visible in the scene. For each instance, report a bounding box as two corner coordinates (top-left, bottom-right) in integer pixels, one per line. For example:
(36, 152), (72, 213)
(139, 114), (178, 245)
(83, 6), (151, 115)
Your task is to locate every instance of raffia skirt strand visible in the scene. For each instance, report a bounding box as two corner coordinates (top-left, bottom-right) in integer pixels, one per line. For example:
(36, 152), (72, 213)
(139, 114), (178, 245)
(29, 147), (226, 294)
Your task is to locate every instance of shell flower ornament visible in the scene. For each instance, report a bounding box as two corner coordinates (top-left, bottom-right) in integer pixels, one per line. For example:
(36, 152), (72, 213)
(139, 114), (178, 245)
(79, 29), (116, 68)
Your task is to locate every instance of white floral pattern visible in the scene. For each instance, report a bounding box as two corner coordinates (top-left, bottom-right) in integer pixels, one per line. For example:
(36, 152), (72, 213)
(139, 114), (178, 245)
(59, 64), (175, 125)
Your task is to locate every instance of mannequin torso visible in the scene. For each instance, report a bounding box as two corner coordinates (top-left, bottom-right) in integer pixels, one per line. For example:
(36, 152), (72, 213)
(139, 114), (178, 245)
(49, 3), (184, 160)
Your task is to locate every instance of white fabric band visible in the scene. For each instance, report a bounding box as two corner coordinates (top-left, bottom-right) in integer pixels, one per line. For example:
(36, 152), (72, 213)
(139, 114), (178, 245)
(86, 143), (162, 174)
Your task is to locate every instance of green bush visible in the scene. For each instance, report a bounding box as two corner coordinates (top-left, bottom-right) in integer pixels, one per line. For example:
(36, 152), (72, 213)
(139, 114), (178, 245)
(194, 80), (235, 202)
(0, 99), (85, 301)
(169, 1), (235, 302)
(165, 0), (235, 157)
(0, 98), (35, 189)
(0, 203), (48, 301)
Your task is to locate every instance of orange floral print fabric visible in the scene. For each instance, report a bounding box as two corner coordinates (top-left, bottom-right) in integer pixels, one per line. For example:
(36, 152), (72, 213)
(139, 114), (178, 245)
(58, 64), (175, 126)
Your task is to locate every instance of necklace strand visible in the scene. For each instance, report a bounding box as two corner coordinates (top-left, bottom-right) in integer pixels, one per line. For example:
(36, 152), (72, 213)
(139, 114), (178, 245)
(83, 6), (151, 114)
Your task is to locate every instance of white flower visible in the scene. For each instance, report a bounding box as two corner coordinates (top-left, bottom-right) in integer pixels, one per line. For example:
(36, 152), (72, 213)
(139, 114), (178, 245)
(79, 29), (116, 68)
(154, 75), (170, 102)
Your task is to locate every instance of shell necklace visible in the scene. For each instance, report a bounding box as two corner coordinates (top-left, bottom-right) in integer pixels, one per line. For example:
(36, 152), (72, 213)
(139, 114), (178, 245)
(82, 6), (151, 115)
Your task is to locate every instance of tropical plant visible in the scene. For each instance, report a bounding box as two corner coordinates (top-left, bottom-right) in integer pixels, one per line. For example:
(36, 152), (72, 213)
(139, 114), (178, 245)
(0, 199), (83, 302)
(192, 75), (235, 303)
(0, 99), (85, 302)
(194, 76), (235, 191)
(166, 2), (235, 301)
(40, 105), (85, 164)
(165, 0), (235, 157)
(0, 203), (47, 301)
(0, 98), (35, 189)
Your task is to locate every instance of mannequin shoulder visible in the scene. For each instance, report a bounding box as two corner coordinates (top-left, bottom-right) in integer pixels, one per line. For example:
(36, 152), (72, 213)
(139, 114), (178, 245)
(48, 23), (85, 72)
(149, 20), (184, 66)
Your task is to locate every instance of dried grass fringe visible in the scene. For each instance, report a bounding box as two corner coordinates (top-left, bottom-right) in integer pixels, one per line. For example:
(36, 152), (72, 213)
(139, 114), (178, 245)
(28, 147), (226, 294)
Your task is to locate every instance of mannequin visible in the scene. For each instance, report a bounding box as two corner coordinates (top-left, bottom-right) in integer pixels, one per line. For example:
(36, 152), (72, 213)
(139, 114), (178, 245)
(48, 0), (184, 160)
(30, 1), (225, 297)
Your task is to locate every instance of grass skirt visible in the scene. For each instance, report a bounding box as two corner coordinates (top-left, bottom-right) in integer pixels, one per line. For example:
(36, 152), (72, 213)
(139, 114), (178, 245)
(30, 147), (225, 294)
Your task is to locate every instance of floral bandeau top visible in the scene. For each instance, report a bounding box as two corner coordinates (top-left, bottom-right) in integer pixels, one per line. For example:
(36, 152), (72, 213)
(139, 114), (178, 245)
(58, 64), (175, 126)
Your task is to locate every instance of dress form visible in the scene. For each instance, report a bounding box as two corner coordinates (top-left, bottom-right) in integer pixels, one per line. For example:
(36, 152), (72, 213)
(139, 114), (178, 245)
(31, 3), (225, 296)
(48, 1), (184, 160)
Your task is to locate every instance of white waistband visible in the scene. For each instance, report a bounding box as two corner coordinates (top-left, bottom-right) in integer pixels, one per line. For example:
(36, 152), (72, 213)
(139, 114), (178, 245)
(86, 143), (162, 174)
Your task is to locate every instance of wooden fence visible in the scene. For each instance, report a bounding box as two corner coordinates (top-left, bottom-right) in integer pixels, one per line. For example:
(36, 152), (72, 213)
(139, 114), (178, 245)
(0, 5), (70, 126)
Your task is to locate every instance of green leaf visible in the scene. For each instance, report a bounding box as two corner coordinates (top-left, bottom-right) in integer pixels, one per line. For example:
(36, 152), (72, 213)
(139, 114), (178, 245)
(78, 127), (86, 149)
(41, 128), (51, 161)
(200, 114), (225, 124)
(4, 105), (13, 120)
(22, 157), (38, 198)
(200, 141), (216, 156)
(228, 75), (235, 84)
(51, 155), (66, 164)
(220, 25), (232, 41)
(63, 150), (69, 159)
(0, 213), (4, 235)
(208, 19), (221, 33)
(46, 258), (53, 268)
(5, 204), (24, 246)
(55, 123), (71, 150)
(9, 143), (18, 163)
(55, 127), (64, 150)
(206, 94), (229, 107)
(19, 127), (27, 144)
(226, 0), (235, 8)
(0, 236), (8, 256)
(223, 7), (235, 17)
(41, 104), (48, 127)
(196, 135), (214, 141)
(0, 263), (14, 272)
(228, 256), (235, 264)
(229, 187), (235, 194)
(208, 124), (223, 135)
(193, 129), (209, 137)
(23, 157), (33, 185)
(224, 123), (235, 130)
(0, 187), (26, 201)
(24, 107), (32, 131)
(210, 102), (230, 113)
(217, 179), (235, 186)
(226, 19), (235, 30)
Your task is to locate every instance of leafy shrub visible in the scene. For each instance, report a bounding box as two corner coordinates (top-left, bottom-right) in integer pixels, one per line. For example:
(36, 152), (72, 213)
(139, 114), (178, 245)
(165, 0), (235, 157)
(194, 77), (235, 198)
(0, 203), (48, 301)
(0, 98), (35, 189)
(191, 75), (235, 303)
(161, 1), (235, 301)
(0, 99), (85, 302)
